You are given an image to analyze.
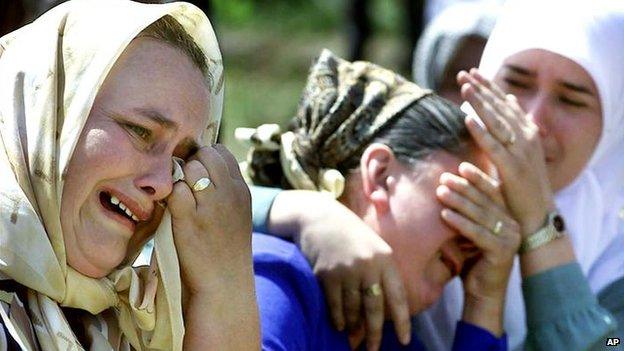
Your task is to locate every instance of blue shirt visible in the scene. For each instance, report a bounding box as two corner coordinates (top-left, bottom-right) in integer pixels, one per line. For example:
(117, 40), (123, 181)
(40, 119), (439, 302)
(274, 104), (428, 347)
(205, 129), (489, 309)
(253, 233), (507, 350)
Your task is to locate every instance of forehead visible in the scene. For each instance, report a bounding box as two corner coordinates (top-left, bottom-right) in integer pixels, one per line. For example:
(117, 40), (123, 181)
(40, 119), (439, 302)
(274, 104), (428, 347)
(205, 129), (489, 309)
(410, 150), (481, 182)
(96, 38), (212, 137)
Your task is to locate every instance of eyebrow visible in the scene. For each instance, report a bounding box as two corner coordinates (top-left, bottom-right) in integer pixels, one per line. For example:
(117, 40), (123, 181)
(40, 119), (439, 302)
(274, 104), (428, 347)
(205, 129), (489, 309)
(503, 64), (536, 77)
(133, 107), (179, 131)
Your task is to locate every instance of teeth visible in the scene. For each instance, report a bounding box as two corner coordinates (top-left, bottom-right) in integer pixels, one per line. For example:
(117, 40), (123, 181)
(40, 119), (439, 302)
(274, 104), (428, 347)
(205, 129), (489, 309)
(108, 194), (137, 222)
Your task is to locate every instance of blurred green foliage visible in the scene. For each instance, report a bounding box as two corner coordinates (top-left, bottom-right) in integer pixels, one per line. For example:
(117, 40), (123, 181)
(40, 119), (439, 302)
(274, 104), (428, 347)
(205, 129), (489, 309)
(212, 0), (408, 159)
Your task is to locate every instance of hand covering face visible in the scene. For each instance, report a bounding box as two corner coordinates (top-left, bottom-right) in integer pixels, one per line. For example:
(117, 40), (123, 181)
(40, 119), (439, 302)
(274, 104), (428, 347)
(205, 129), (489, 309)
(0, 0), (223, 349)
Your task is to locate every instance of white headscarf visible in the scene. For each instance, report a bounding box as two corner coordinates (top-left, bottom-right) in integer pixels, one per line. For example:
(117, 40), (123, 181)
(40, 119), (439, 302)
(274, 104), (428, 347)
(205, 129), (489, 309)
(413, 1), (499, 91)
(414, 1), (624, 350)
(0, 0), (223, 349)
(479, 0), (624, 296)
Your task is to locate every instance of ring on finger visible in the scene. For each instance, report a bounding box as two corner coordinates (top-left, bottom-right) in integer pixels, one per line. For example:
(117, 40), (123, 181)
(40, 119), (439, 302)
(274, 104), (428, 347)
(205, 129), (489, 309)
(492, 220), (503, 235)
(192, 177), (212, 192)
(363, 283), (382, 297)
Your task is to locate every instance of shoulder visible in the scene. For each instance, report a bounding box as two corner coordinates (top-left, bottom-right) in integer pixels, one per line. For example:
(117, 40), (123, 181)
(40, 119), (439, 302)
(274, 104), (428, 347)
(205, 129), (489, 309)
(252, 232), (321, 310)
(252, 233), (349, 351)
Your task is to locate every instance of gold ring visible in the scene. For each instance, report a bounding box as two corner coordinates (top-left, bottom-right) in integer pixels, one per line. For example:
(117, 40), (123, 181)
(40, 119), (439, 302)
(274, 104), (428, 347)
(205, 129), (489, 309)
(492, 220), (503, 235)
(364, 283), (382, 297)
(192, 177), (212, 192)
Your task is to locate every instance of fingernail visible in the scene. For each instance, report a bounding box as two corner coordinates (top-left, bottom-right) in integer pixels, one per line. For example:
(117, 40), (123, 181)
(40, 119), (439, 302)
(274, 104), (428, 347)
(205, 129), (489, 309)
(436, 185), (448, 197)
(439, 172), (451, 183)
(466, 115), (484, 130)
(459, 162), (472, 172)
(401, 333), (411, 345)
(441, 208), (451, 218)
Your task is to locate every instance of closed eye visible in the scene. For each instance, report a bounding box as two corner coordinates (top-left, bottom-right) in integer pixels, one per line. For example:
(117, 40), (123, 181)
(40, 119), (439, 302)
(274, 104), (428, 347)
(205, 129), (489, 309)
(503, 78), (530, 90)
(559, 96), (587, 108)
(125, 123), (152, 141)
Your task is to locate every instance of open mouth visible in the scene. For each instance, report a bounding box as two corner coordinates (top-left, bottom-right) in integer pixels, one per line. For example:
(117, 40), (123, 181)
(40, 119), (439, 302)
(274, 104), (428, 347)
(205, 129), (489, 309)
(99, 191), (139, 228)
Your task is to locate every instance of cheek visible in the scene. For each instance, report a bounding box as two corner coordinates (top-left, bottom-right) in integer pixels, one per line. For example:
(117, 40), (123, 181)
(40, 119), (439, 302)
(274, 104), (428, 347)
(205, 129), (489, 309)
(553, 112), (601, 165)
(62, 126), (136, 213)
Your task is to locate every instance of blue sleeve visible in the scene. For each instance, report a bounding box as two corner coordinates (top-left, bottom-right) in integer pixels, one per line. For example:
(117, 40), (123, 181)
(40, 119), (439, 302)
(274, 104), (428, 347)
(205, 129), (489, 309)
(523, 262), (616, 351)
(452, 321), (508, 351)
(254, 270), (311, 351)
(253, 234), (350, 351)
(250, 186), (282, 233)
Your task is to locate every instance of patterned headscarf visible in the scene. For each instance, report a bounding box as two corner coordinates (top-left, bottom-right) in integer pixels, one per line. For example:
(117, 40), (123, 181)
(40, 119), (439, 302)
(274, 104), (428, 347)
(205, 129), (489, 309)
(238, 49), (431, 198)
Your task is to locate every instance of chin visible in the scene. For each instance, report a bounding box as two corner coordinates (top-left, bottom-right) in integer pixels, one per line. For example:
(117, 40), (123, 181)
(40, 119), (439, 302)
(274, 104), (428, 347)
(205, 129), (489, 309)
(68, 243), (129, 278)
(408, 285), (444, 315)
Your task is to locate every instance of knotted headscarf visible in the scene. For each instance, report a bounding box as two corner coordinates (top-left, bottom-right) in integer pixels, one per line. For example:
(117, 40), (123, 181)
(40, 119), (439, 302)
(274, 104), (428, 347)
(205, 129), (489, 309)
(237, 49), (431, 198)
(0, 0), (223, 349)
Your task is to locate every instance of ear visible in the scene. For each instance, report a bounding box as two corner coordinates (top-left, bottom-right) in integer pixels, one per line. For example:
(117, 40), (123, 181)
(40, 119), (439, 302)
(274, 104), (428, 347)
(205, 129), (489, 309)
(359, 143), (396, 214)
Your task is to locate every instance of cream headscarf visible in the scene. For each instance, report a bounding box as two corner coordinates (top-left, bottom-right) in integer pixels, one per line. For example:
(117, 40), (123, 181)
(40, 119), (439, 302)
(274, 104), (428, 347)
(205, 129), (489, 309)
(0, 0), (223, 349)
(414, 1), (624, 350)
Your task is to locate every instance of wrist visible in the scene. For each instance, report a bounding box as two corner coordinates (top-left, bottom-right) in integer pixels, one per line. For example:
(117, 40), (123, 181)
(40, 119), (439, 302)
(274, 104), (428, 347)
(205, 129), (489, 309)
(462, 294), (505, 337)
(520, 201), (557, 236)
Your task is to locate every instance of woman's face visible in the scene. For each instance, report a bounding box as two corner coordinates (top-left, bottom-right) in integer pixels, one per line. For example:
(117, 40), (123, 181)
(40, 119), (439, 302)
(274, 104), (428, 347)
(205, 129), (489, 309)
(493, 49), (603, 191)
(371, 151), (481, 313)
(61, 38), (212, 278)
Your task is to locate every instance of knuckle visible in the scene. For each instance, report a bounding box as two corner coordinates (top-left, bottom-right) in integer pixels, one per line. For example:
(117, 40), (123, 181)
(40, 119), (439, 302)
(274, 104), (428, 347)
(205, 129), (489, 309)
(184, 159), (205, 174)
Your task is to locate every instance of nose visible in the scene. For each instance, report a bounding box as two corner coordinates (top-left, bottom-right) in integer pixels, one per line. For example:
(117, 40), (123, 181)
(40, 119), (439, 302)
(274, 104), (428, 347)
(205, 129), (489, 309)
(522, 94), (552, 137)
(134, 155), (174, 201)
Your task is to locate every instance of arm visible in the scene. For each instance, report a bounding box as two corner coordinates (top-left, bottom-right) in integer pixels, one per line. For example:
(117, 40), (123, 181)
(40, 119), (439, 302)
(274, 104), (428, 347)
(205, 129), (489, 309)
(250, 186), (411, 350)
(523, 263), (616, 351)
(457, 69), (616, 349)
(169, 145), (259, 350)
(596, 276), (624, 344)
(253, 234), (350, 351)
(250, 185), (281, 234)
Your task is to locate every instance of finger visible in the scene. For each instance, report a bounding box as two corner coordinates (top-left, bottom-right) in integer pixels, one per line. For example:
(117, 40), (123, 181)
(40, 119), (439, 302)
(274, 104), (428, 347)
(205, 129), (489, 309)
(466, 71), (524, 131)
(470, 68), (508, 101)
(213, 143), (245, 180)
(458, 163), (505, 207)
(381, 265), (411, 345)
(362, 280), (384, 351)
(441, 208), (498, 252)
(465, 114), (514, 172)
(190, 146), (229, 187)
(168, 181), (196, 219)
(321, 278), (346, 331)
(461, 82), (515, 145)
(439, 171), (504, 210)
(437, 184), (501, 233)
(182, 159), (213, 200)
(343, 281), (363, 332)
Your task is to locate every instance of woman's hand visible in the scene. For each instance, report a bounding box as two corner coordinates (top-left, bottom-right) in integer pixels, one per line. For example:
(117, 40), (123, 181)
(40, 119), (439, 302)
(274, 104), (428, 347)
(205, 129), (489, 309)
(168, 144), (259, 350)
(457, 69), (556, 235)
(268, 191), (411, 350)
(436, 162), (521, 335)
